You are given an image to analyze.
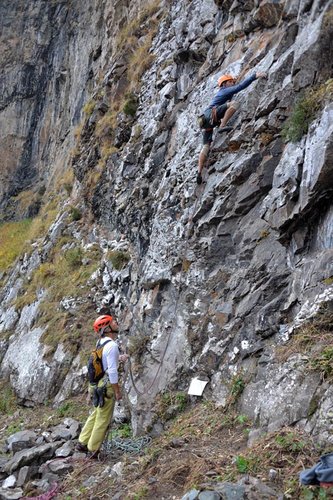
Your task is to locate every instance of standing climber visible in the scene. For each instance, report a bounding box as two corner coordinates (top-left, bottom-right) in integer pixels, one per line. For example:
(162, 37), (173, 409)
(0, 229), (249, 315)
(77, 314), (128, 458)
(197, 71), (267, 184)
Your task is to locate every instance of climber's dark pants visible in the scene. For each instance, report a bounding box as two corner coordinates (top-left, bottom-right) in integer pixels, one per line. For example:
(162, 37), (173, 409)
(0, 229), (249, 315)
(199, 100), (240, 158)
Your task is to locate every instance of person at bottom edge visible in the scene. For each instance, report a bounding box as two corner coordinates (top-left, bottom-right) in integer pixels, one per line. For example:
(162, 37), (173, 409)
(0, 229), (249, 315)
(76, 314), (128, 458)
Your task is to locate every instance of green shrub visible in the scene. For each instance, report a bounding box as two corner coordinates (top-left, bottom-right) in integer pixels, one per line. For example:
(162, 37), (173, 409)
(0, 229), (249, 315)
(282, 79), (333, 142)
(6, 423), (22, 436)
(230, 376), (245, 397)
(123, 93), (139, 117)
(64, 183), (73, 196)
(310, 347), (333, 379)
(236, 414), (248, 425)
(64, 248), (83, 269)
(156, 391), (188, 421)
(235, 455), (252, 473)
(132, 486), (149, 500)
(69, 206), (82, 221)
(57, 402), (74, 417)
(107, 250), (130, 270)
(112, 423), (132, 438)
(275, 432), (306, 452)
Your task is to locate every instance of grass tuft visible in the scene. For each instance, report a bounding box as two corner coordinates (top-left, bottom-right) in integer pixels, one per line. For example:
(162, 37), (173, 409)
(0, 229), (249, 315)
(69, 206), (82, 221)
(0, 381), (18, 416)
(123, 93), (139, 117)
(156, 391), (188, 422)
(282, 79), (333, 142)
(83, 99), (96, 116)
(107, 250), (131, 270)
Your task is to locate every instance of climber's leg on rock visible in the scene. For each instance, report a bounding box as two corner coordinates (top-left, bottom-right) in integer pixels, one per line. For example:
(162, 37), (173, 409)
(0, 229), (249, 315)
(197, 142), (211, 184)
(218, 100), (239, 132)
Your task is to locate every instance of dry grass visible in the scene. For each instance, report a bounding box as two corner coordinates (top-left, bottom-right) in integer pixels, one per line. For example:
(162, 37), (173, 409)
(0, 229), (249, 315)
(114, 0), (161, 51)
(28, 197), (60, 240)
(71, 0), (162, 186)
(82, 99), (96, 116)
(0, 219), (34, 271)
(13, 189), (41, 214)
(74, 123), (84, 139)
(95, 108), (118, 139)
(181, 259), (191, 272)
(219, 428), (331, 499)
(82, 165), (105, 196)
(276, 304), (333, 380)
(13, 239), (101, 356)
(127, 33), (157, 84)
(107, 249), (131, 270)
(55, 401), (331, 499)
(259, 132), (274, 146)
(56, 167), (75, 194)
(0, 394), (328, 499)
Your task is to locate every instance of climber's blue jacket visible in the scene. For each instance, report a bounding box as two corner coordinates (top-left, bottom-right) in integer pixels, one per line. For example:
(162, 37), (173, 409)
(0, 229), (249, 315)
(208, 73), (257, 109)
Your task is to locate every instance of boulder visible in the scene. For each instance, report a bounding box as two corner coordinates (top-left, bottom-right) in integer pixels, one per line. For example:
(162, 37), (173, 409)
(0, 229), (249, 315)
(182, 490), (200, 500)
(7, 430), (37, 453)
(0, 488), (23, 500)
(4, 442), (63, 474)
(253, 0), (283, 28)
(1, 475), (16, 489)
(50, 425), (73, 441)
(46, 459), (74, 476)
(55, 441), (75, 457)
(63, 418), (80, 439)
(16, 465), (35, 487)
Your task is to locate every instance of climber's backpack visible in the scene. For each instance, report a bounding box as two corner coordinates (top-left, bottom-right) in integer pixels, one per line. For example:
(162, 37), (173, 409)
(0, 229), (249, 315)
(87, 339), (112, 385)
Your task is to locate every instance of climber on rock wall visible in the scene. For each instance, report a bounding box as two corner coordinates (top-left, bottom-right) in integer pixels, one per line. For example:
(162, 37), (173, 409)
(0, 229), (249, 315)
(196, 71), (267, 185)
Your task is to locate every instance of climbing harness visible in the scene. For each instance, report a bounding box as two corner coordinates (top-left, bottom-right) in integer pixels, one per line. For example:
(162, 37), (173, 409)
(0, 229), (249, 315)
(198, 106), (217, 130)
(211, 106), (218, 126)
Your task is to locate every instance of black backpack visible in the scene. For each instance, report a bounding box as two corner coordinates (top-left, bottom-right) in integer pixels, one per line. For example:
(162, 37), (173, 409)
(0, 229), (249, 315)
(87, 339), (112, 385)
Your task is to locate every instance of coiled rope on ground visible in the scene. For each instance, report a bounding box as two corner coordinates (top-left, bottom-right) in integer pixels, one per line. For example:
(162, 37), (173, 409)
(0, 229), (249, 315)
(102, 435), (152, 454)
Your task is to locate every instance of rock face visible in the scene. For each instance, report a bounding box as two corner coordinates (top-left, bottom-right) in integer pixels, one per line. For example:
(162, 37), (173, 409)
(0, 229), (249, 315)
(0, 0), (333, 444)
(0, 0), (138, 218)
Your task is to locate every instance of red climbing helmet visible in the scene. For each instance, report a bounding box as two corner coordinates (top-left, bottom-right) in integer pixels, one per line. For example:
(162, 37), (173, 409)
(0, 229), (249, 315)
(217, 74), (234, 87)
(93, 315), (114, 333)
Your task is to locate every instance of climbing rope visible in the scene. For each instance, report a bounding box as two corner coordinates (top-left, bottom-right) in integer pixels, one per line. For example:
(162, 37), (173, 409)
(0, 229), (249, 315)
(123, 180), (206, 396)
(102, 435), (152, 455)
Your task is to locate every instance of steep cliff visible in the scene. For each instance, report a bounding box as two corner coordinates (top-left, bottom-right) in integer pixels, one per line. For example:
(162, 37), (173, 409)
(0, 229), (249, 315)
(0, 0), (333, 455)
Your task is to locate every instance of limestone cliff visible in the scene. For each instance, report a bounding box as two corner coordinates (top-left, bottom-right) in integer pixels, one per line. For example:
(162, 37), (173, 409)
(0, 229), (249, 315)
(0, 0), (332, 447)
